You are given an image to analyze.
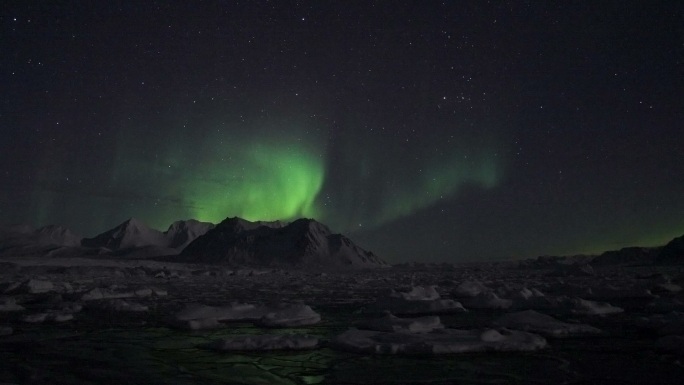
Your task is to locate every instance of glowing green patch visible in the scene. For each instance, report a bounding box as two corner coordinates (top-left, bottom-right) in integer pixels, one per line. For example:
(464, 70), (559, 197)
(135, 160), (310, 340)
(381, 152), (500, 223)
(186, 141), (324, 223)
(327, 149), (503, 231)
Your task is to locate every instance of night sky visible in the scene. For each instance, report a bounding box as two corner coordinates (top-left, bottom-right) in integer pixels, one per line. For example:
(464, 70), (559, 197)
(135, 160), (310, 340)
(2, 1), (683, 262)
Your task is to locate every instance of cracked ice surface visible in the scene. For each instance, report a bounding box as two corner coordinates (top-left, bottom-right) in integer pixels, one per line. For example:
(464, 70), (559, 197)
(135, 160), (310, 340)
(1, 258), (684, 384)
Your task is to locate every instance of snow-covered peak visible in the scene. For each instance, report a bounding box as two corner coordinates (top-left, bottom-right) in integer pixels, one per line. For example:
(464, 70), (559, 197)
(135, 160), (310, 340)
(289, 218), (332, 237)
(82, 218), (166, 250)
(216, 217), (284, 233)
(165, 219), (215, 250)
(0, 223), (81, 248)
(34, 225), (82, 247)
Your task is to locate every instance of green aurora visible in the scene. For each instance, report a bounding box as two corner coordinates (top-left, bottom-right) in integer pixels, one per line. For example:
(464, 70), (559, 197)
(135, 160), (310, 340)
(104, 119), (328, 228)
(13, 115), (684, 264)
(98, 117), (505, 234)
(370, 151), (501, 228)
(184, 140), (325, 223)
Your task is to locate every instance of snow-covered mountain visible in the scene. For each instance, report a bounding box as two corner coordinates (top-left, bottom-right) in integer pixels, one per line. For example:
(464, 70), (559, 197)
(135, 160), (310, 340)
(81, 218), (167, 250)
(164, 219), (215, 249)
(33, 225), (82, 247)
(80, 218), (215, 251)
(210, 217), (285, 234)
(0, 224), (81, 248)
(180, 217), (387, 268)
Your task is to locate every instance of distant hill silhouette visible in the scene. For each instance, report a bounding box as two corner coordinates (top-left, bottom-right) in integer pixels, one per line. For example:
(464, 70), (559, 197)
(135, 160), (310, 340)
(591, 246), (661, 266)
(655, 234), (684, 264)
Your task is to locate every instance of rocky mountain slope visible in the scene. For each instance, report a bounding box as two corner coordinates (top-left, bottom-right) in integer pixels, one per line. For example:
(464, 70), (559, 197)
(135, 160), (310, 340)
(180, 217), (387, 268)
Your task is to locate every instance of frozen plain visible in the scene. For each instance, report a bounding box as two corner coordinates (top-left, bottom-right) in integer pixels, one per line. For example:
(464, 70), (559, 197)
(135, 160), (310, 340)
(1, 256), (684, 384)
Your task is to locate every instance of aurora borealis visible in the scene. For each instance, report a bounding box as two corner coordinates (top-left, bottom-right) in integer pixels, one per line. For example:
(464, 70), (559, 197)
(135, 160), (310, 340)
(119, 124), (328, 225)
(2, 1), (683, 262)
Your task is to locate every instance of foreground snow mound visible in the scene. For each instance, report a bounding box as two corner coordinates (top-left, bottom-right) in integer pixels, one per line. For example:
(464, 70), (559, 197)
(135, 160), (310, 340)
(635, 312), (684, 335)
(0, 297), (25, 312)
(392, 286), (441, 301)
(647, 297), (684, 313)
(22, 311), (74, 323)
(5, 279), (54, 294)
(462, 291), (513, 310)
(511, 287), (546, 300)
(590, 284), (655, 300)
(80, 286), (167, 301)
(332, 328), (547, 355)
(562, 298), (624, 315)
(256, 303), (321, 327)
(80, 287), (134, 301)
(204, 334), (319, 351)
(377, 286), (467, 315)
(358, 313), (444, 333)
(172, 303), (263, 329)
(493, 310), (601, 337)
(90, 299), (149, 312)
(171, 302), (321, 329)
(656, 335), (684, 353)
(453, 280), (490, 297)
(509, 288), (558, 310)
(378, 297), (467, 315)
(652, 282), (682, 294)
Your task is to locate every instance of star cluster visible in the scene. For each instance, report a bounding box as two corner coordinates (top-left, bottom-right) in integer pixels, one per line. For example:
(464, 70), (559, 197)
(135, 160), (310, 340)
(1, 1), (683, 262)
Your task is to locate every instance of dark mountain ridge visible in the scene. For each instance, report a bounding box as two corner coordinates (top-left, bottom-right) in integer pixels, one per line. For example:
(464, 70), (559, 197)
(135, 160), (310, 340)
(180, 217), (387, 268)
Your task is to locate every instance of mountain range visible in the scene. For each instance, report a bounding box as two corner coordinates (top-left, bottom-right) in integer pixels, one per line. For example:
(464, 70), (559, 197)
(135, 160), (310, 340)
(180, 217), (387, 268)
(0, 216), (387, 268)
(1, 217), (683, 267)
(80, 218), (215, 251)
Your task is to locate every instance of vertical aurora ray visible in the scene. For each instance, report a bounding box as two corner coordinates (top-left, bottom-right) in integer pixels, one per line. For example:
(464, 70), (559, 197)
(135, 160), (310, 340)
(79, 103), (507, 236)
(320, 121), (507, 232)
